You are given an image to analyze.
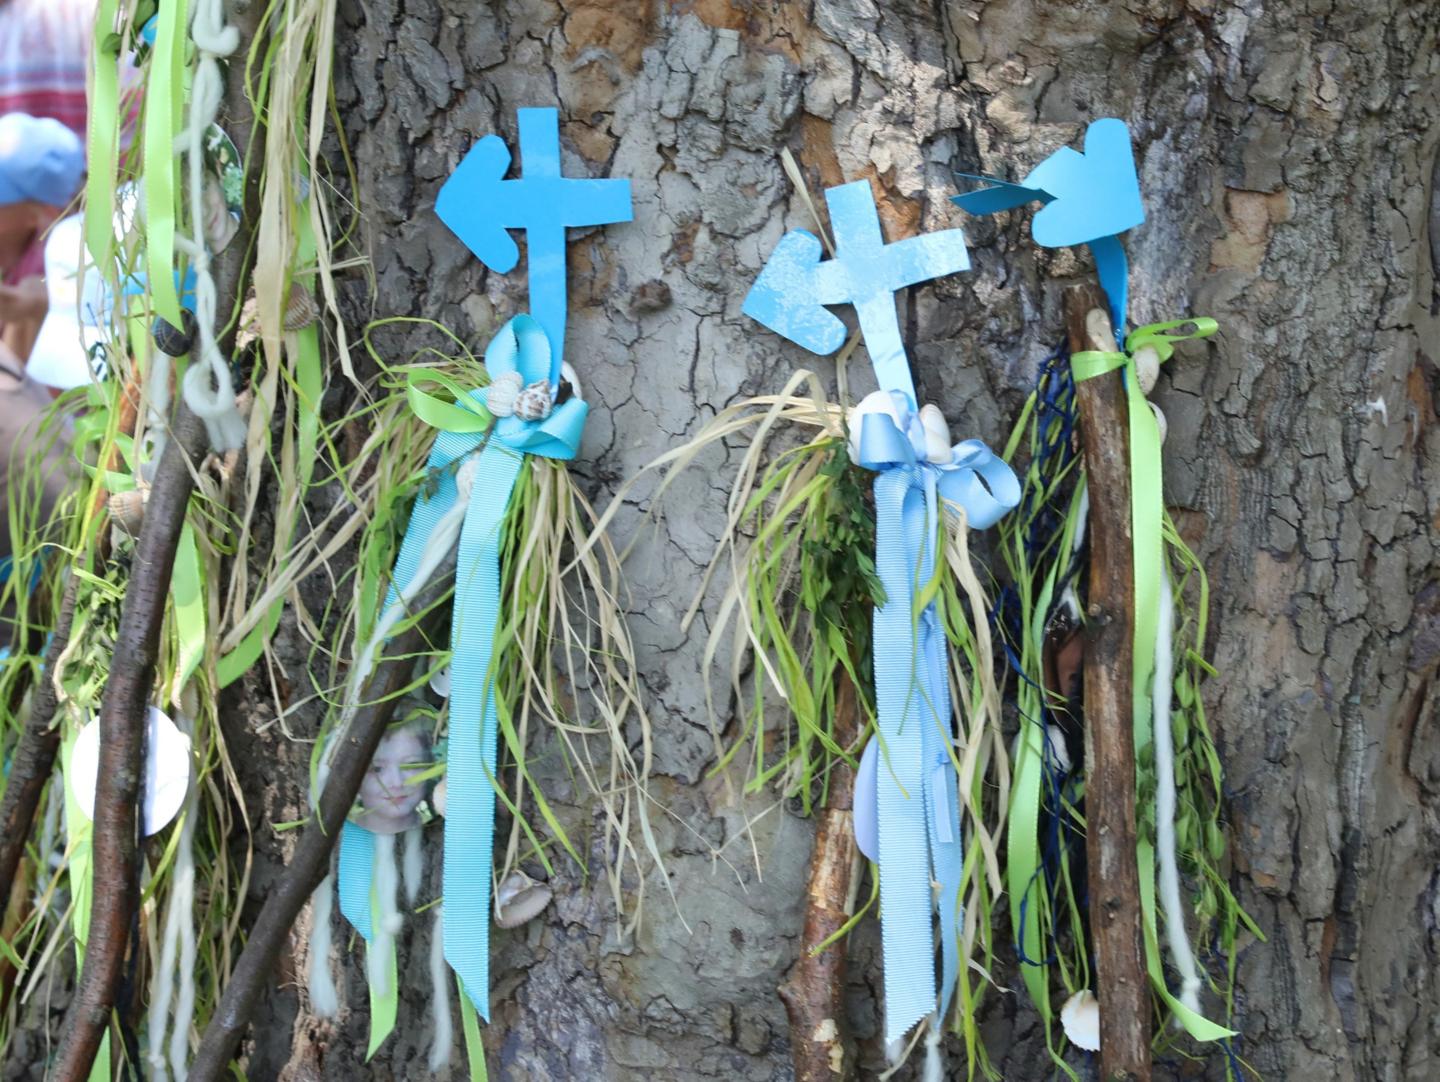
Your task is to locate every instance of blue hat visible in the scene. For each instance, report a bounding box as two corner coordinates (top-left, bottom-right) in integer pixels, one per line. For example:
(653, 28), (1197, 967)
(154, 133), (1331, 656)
(0, 113), (84, 207)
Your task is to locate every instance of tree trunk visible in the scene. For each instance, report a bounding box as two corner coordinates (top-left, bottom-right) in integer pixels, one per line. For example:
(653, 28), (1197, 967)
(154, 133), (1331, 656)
(216, 0), (1440, 1078)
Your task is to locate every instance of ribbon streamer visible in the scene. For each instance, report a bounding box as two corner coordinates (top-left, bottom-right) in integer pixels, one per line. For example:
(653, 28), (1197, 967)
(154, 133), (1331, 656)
(853, 395), (1019, 1041)
(1071, 317), (1233, 1042)
(336, 314), (585, 1021)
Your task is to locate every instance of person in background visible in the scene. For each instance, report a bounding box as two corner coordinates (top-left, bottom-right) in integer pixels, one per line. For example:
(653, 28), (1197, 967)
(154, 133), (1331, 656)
(0, 113), (84, 370)
(0, 113), (85, 621)
(0, 0), (94, 299)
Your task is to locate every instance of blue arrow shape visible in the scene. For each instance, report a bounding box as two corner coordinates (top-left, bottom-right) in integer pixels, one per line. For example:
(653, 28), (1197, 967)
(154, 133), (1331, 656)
(744, 179), (970, 403)
(436, 107), (633, 374)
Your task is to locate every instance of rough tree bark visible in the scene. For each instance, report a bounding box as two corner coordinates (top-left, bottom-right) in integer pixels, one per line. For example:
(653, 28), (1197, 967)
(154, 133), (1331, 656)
(213, 1), (1439, 1079)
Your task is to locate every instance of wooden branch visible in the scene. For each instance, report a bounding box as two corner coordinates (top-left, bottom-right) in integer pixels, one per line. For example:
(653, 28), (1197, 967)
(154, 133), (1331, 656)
(48, 404), (209, 1082)
(779, 675), (861, 1082)
(1065, 283), (1151, 1082)
(188, 567), (454, 1082)
(0, 575), (78, 903)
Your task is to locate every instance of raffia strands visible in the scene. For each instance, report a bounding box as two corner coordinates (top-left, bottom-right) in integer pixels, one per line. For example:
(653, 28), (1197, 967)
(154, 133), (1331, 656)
(496, 460), (675, 936)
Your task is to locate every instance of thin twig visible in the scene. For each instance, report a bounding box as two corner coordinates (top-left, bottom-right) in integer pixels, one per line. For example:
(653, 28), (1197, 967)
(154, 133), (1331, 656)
(49, 404), (209, 1082)
(188, 562), (455, 1081)
(779, 674), (861, 1081)
(1065, 283), (1151, 1082)
(0, 575), (79, 917)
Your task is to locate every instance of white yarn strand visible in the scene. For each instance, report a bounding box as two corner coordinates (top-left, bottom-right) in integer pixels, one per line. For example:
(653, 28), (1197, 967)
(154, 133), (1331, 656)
(145, 714), (198, 1080)
(167, 803), (199, 1078)
(427, 907), (453, 1071)
(1152, 568), (1203, 1014)
(180, 0), (245, 451)
(307, 757), (340, 1016)
(307, 867), (340, 1017)
(921, 1015), (945, 1082)
(402, 824), (423, 905)
(369, 832), (402, 998)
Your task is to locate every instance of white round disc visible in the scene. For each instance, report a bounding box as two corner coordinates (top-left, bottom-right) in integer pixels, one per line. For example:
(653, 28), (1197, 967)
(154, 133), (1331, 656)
(69, 706), (192, 835)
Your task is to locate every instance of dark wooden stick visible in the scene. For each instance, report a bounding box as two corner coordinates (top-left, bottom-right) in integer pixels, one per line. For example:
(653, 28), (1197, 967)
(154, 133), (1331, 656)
(0, 574), (79, 905)
(49, 8), (268, 1074)
(1065, 283), (1151, 1082)
(779, 675), (861, 1082)
(49, 404), (209, 1082)
(188, 567), (454, 1082)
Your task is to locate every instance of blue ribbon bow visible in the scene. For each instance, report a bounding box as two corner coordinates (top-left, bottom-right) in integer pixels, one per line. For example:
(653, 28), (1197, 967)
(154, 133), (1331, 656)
(339, 313), (584, 1018)
(850, 392), (1019, 1042)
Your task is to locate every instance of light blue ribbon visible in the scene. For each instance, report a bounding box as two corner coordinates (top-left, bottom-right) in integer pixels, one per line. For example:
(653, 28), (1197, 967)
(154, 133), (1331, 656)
(338, 314), (584, 1018)
(854, 393), (1019, 1042)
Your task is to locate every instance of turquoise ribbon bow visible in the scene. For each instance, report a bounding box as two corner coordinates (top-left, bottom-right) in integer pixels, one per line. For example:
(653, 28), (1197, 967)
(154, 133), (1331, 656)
(853, 392), (1019, 1042)
(338, 313), (585, 1018)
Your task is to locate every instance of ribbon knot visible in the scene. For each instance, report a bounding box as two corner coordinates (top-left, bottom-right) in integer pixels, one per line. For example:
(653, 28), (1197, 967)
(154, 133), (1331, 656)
(851, 390), (1021, 530)
(340, 314), (586, 1024)
(847, 391), (1020, 1042)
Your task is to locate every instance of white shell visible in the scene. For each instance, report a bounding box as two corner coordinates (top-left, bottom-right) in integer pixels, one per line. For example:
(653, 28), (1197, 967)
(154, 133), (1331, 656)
(846, 389), (907, 464)
(919, 403), (951, 464)
(1150, 401), (1168, 445)
(429, 664), (451, 699)
(202, 178), (239, 253)
(494, 869), (553, 929)
(1060, 988), (1101, 1052)
(430, 777), (446, 817)
(485, 371), (523, 417)
(513, 380), (554, 422)
(1044, 723), (1072, 775)
(560, 361), (583, 401)
(1134, 344), (1161, 396)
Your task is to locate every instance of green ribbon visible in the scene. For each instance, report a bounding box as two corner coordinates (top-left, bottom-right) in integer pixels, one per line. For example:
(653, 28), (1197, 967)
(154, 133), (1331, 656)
(1071, 317), (1232, 1041)
(141, 0), (188, 326)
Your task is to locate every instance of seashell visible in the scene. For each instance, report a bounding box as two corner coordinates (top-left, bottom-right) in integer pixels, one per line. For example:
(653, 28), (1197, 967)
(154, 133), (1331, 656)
(512, 379), (554, 422)
(429, 664), (451, 699)
(202, 177), (239, 253)
(152, 311), (197, 357)
(919, 403), (952, 464)
(283, 284), (319, 331)
(430, 777), (446, 818)
(484, 371), (524, 417)
(1134, 344), (1161, 396)
(108, 488), (148, 533)
(559, 361), (583, 403)
(494, 869), (553, 929)
(1044, 723), (1072, 775)
(1150, 401), (1168, 445)
(846, 389), (909, 464)
(1060, 988), (1101, 1052)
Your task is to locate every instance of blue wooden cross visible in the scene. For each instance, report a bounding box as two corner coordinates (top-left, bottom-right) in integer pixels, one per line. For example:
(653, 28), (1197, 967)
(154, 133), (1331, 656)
(743, 179), (970, 404)
(436, 107), (632, 377)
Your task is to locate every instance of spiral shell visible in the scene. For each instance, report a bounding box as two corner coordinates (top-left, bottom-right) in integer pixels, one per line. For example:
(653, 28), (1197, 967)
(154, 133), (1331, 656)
(494, 869), (553, 929)
(512, 380), (554, 421)
(108, 488), (148, 533)
(485, 371), (524, 417)
(152, 311), (197, 357)
(283, 285), (319, 331)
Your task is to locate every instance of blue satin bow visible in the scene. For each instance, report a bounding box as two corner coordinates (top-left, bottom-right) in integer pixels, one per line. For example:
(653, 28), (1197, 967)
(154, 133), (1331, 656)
(850, 392), (1019, 1042)
(339, 313), (583, 1019)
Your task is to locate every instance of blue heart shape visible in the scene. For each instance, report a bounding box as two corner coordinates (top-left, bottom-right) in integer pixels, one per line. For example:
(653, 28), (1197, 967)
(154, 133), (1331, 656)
(1024, 118), (1144, 248)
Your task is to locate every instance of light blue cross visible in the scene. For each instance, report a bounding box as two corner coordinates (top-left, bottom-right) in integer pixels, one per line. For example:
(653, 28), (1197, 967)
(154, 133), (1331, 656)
(744, 179), (970, 403)
(436, 107), (633, 377)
